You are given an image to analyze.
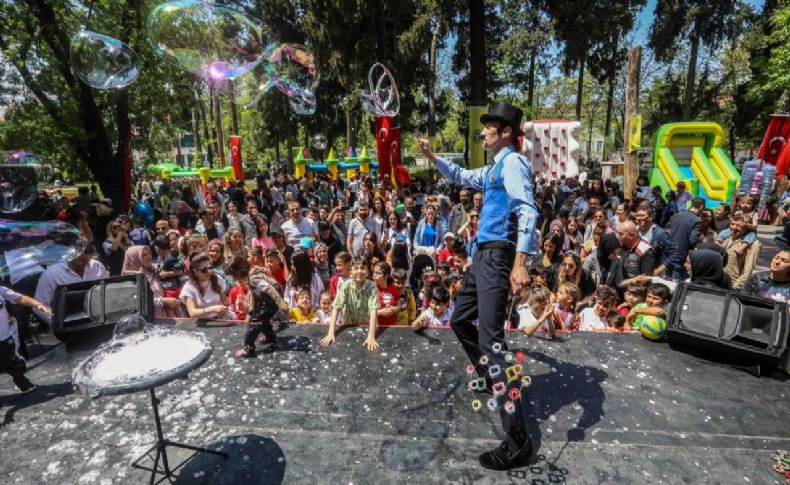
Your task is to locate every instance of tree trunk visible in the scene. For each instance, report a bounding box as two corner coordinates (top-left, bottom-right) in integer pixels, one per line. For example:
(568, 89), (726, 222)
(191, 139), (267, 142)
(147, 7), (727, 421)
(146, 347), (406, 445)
(575, 55), (586, 121)
(729, 124), (736, 161)
(230, 95), (240, 136)
(191, 107), (202, 166)
(603, 76), (615, 161)
(428, 20), (442, 138)
(274, 130), (280, 167)
(527, 48), (536, 109)
(623, 48), (642, 196)
(469, 0), (486, 105)
(199, 95), (213, 167)
(214, 91), (226, 167)
(684, 24), (700, 121)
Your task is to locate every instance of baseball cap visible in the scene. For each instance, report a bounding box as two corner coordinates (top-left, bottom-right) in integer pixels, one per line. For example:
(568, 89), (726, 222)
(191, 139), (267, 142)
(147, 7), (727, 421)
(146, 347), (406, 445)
(269, 225), (284, 235)
(299, 237), (314, 249)
(444, 232), (456, 240)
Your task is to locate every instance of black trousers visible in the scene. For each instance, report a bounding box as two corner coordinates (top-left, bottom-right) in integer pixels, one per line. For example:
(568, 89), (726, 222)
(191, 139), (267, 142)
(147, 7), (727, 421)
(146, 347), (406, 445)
(0, 337), (27, 384)
(450, 245), (526, 434)
(244, 320), (277, 351)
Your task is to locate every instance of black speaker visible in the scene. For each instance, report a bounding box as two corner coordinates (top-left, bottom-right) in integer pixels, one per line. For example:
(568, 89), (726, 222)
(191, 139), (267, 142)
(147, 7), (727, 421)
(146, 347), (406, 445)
(667, 282), (789, 371)
(52, 274), (154, 342)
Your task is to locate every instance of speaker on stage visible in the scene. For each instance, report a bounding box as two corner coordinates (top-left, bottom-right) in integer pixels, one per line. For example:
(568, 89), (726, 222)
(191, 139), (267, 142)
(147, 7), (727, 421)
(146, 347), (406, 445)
(667, 282), (788, 372)
(52, 275), (154, 343)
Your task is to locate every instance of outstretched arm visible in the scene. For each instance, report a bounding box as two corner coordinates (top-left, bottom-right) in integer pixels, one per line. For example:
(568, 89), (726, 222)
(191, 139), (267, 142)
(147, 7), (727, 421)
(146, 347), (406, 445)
(418, 139), (487, 191)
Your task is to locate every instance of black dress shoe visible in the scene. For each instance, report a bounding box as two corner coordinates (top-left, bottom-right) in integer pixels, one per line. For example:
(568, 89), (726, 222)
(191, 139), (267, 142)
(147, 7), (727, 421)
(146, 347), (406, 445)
(479, 433), (533, 470)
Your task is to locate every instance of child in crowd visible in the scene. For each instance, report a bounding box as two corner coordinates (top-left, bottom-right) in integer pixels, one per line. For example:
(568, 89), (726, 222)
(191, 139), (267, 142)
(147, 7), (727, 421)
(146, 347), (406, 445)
(616, 284), (647, 317)
(606, 311), (627, 332)
(717, 195), (758, 254)
(235, 268), (290, 358)
(373, 262), (400, 326)
(225, 256), (251, 320)
(419, 271), (444, 309)
(412, 286), (453, 330)
(129, 216), (151, 247)
(529, 266), (548, 289)
(320, 256), (380, 351)
(0, 285), (52, 393)
(553, 282), (581, 331)
(263, 247), (288, 290)
(289, 289), (317, 323)
(452, 246), (471, 274)
(392, 268), (417, 326)
(436, 262), (451, 279)
(445, 271), (463, 304)
(329, 252), (352, 297)
(438, 233), (457, 268)
(154, 235), (185, 298)
(518, 285), (556, 337)
(314, 290), (336, 324)
(578, 285), (618, 331)
(627, 283), (672, 330)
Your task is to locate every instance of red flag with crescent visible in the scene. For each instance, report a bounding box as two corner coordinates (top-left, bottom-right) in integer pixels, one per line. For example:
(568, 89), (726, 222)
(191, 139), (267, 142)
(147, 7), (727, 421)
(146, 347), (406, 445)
(390, 125), (410, 186)
(375, 116), (392, 182)
(229, 135), (244, 182)
(758, 115), (790, 166)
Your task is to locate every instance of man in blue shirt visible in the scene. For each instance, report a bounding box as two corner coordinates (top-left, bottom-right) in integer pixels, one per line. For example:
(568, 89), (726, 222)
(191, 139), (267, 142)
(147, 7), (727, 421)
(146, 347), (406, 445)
(419, 102), (538, 470)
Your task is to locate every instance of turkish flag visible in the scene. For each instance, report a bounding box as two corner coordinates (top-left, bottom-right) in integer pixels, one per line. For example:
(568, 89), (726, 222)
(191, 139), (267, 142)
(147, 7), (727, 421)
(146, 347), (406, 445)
(390, 126), (410, 186)
(375, 116), (392, 183)
(758, 115), (790, 166)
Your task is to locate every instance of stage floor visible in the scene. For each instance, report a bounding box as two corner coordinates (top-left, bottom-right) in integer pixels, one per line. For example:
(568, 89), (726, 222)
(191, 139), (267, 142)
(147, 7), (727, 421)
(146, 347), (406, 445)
(1, 321), (789, 484)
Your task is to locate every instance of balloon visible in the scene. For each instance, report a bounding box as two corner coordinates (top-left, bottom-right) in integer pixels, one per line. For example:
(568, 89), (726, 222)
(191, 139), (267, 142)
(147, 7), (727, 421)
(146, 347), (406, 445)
(289, 91), (316, 115)
(361, 63), (399, 117)
(133, 202), (155, 225)
(70, 30), (140, 89)
(268, 44), (318, 97)
(311, 133), (327, 150)
(0, 220), (86, 283)
(147, 0), (275, 80)
(0, 151), (54, 213)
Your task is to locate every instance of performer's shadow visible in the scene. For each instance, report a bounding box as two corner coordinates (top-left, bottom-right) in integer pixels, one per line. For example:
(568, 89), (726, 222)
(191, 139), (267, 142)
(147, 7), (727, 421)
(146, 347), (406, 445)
(514, 348), (607, 458)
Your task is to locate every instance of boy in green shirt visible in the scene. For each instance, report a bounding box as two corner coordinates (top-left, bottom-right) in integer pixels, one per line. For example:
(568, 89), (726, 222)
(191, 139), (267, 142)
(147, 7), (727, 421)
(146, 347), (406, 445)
(320, 256), (380, 351)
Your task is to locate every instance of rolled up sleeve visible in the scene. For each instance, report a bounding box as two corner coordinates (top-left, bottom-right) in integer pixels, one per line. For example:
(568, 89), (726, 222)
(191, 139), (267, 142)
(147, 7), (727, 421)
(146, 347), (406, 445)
(434, 158), (487, 191)
(502, 157), (539, 255)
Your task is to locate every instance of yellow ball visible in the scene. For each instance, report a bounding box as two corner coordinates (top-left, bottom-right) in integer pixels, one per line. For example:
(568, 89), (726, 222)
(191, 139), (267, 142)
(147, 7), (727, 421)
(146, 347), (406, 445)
(638, 315), (667, 341)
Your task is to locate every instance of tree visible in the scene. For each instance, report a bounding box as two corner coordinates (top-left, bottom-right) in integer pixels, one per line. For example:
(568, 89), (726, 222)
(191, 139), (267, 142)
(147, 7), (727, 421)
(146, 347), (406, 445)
(648, 0), (744, 121)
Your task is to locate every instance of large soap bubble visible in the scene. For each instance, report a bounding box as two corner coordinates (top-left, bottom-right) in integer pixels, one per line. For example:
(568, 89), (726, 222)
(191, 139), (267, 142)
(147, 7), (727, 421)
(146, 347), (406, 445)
(0, 220), (86, 284)
(361, 62), (400, 117)
(289, 91), (316, 115)
(0, 151), (54, 213)
(216, 60), (278, 107)
(311, 133), (327, 150)
(147, 0), (274, 80)
(268, 44), (318, 97)
(70, 31), (140, 89)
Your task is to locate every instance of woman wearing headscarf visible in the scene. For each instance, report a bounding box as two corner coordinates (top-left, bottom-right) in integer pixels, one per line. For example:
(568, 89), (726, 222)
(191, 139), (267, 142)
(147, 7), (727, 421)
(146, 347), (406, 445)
(582, 233), (624, 288)
(549, 219), (572, 253)
(122, 246), (182, 317)
(686, 248), (732, 289)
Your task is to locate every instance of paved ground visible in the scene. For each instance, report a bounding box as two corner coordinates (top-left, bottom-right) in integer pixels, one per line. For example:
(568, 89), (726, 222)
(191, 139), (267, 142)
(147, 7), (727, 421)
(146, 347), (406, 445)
(1, 323), (789, 484)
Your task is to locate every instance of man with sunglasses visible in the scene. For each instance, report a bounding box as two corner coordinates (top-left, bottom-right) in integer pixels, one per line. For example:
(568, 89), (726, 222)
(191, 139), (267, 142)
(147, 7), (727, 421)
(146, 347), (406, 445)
(419, 102), (538, 471)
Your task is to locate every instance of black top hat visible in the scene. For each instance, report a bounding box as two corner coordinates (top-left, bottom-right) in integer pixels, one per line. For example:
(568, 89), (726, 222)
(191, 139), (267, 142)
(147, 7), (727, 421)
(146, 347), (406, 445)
(480, 102), (524, 136)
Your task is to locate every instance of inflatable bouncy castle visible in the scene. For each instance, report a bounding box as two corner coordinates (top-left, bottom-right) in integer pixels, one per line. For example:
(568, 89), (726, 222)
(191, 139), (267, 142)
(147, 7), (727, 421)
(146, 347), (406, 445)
(649, 122), (741, 209)
(521, 120), (581, 181)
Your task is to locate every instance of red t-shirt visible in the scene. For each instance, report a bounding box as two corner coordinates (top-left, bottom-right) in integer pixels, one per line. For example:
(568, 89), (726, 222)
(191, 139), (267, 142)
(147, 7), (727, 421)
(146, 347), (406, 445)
(270, 266), (286, 290)
(329, 274), (350, 297)
(438, 248), (455, 268)
(377, 284), (400, 326)
(228, 285), (248, 320)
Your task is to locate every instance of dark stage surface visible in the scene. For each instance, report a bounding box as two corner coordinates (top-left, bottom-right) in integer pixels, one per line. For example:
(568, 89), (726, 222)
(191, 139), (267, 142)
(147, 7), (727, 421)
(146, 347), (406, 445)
(1, 321), (789, 484)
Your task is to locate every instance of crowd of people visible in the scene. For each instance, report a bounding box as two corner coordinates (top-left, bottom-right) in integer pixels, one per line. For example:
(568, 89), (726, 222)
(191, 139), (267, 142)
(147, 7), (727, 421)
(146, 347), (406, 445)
(3, 160), (790, 394)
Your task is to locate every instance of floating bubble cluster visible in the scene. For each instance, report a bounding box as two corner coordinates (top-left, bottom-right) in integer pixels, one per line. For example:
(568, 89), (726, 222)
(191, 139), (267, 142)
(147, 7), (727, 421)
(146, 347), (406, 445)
(361, 62), (400, 117)
(216, 60), (278, 107)
(268, 44), (317, 98)
(70, 30), (140, 89)
(147, 0), (274, 80)
(288, 91), (317, 115)
(311, 133), (327, 150)
(0, 151), (54, 213)
(0, 220), (86, 282)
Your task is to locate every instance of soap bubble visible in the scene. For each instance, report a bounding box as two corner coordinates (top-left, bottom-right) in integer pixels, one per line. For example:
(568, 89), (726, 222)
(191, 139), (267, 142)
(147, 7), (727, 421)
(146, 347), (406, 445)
(361, 62), (399, 117)
(289, 91), (316, 115)
(70, 30), (140, 89)
(216, 60), (278, 107)
(311, 133), (327, 150)
(147, 0), (274, 80)
(268, 44), (318, 97)
(0, 220), (86, 283)
(0, 151), (54, 213)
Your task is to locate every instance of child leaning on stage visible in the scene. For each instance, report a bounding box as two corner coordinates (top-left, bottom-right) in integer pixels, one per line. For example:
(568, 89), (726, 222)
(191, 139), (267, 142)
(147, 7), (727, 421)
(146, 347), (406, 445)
(578, 285), (618, 331)
(518, 285), (556, 337)
(289, 288), (317, 323)
(314, 290), (337, 324)
(235, 264), (290, 358)
(411, 286), (453, 330)
(320, 256), (380, 351)
(627, 283), (672, 330)
(392, 268), (416, 326)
